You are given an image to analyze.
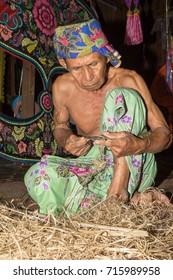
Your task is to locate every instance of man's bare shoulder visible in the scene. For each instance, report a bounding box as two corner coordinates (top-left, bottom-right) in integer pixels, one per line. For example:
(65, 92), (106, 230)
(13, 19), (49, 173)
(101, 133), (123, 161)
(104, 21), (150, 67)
(110, 67), (144, 90)
(111, 67), (139, 79)
(52, 73), (76, 97)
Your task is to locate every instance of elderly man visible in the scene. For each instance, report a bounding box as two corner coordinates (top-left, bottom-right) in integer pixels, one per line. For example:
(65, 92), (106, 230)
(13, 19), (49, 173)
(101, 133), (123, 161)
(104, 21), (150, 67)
(24, 19), (172, 216)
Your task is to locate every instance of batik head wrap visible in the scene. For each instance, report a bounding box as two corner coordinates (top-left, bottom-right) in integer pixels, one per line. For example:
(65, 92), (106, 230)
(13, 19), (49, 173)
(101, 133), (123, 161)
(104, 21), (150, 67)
(53, 19), (121, 68)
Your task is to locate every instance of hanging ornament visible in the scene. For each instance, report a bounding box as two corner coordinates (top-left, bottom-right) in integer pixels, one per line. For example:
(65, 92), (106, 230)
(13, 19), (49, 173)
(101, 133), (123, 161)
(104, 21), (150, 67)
(124, 0), (143, 45)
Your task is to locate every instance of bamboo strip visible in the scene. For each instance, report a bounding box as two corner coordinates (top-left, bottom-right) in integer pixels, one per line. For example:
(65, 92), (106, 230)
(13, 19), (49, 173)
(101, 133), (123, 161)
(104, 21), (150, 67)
(74, 222), (148, 237)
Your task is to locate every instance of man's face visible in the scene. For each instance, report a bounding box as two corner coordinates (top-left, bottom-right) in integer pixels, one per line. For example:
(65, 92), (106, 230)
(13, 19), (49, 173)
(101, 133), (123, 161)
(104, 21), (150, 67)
(65, 52), (108, 91)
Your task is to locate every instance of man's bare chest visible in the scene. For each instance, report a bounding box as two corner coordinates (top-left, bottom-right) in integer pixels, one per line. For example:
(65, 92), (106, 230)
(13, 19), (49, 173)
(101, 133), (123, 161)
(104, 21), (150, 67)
(70, 92), (105, 118)
(68, 92), (105, 134)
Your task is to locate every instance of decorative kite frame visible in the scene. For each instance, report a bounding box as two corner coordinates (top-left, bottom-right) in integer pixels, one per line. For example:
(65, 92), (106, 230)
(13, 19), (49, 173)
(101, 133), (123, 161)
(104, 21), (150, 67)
(0, 0), (94, 163)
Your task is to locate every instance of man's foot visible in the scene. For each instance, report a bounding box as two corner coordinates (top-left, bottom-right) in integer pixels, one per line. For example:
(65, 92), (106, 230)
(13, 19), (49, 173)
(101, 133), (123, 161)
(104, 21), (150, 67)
(131, 189), (171, 205)
(108, 189), (129, 202)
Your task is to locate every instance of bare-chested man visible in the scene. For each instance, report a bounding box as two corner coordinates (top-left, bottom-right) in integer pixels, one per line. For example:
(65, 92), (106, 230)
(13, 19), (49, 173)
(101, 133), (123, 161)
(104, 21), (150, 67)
(24, 19), (172, 216)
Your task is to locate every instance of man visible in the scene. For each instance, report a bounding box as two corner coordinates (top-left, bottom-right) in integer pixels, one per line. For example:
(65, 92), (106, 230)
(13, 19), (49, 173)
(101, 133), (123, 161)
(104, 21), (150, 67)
(24, 19), (172, 216)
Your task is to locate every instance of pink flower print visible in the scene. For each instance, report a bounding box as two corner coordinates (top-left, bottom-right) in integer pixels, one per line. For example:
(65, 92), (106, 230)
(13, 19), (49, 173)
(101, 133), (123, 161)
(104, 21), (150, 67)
(33, 0), (57, 36)
(90, 28), (108, 48)
(115, 94), (124, 104)
(18, 141), (27, 154)
(132, 157), (140, 168)
(107, 118), (111, 122)
(40, 169), (46, 176)
(120, 114), (132, 124)
(88, 193), (97, 201)
(42, 94), (52, 111)
(60, 37), (69, 46)
(70, 167), (93, 176)
(0, 25), (13, 41)
(80, 200), (89, 208)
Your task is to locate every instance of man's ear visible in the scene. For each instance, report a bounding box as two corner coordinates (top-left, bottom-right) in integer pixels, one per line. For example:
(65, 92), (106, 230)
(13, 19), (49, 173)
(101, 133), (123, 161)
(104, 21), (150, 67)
(58, 59), (67, 69)
(106, 57), (110, 64)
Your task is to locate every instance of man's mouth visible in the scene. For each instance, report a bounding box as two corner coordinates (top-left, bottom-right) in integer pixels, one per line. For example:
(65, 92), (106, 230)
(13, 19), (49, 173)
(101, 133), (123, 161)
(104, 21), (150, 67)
(82, 81), (102, 90)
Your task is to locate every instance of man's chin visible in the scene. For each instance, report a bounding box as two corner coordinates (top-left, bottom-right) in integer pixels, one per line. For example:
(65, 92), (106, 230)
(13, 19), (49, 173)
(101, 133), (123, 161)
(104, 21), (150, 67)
(81, 83), (102, 91)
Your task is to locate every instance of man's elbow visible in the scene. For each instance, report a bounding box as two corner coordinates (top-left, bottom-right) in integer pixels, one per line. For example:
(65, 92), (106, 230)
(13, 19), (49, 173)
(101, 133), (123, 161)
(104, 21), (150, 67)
(166, 130), (173, 149)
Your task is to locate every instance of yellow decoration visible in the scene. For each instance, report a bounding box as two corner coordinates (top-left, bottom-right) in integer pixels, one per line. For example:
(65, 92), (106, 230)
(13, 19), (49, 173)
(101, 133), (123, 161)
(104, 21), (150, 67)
(12, 126), (26, 141)
(0, 48), (6, 104)
(22, 38), (38, 53)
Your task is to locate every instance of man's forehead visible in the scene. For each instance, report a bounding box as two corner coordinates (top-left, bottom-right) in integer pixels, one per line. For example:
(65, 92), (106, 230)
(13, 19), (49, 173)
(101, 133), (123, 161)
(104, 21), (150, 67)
(66, 52), (103, 65)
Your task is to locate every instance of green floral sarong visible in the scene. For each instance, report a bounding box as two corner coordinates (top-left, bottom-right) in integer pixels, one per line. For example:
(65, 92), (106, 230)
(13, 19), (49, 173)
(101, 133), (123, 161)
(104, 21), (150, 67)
(24, 88), (157, 216)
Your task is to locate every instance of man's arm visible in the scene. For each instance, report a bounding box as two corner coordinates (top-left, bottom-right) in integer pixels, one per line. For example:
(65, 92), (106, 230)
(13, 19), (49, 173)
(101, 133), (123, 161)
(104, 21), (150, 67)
(52, 75), (73, 147)
(52, 75), (92, 156)
(132, 71), (172, 153)
(95, 70), (172, 156)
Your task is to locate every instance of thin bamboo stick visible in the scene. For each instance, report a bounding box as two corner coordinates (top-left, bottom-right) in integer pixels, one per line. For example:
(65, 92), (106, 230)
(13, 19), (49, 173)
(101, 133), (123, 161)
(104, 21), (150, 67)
(74, 222), (148, 237)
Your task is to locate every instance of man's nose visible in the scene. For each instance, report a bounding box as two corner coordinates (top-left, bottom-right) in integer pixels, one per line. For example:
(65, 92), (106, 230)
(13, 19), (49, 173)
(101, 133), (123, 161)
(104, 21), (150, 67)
(83, 67), (93, 81)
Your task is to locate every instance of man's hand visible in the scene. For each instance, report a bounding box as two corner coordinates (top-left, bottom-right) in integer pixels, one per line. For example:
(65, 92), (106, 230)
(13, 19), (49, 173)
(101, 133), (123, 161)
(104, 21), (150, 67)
(94, 131), (149, 157)
(64, 135), (92, 156)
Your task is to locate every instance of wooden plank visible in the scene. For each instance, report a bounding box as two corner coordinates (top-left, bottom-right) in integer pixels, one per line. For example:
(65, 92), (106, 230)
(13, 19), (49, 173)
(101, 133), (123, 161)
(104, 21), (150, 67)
(6, 55), (16, 98)
(21, 62), (35, 119)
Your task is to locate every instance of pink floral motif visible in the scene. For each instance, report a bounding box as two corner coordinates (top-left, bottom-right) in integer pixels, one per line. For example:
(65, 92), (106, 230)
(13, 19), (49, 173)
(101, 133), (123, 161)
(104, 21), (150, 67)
(80, 200), (89, 208)
(60, 37), (69, 46)
(70, 167), (93, 176)
(90, 28), (108, 48)
(18, 141), (27, 153)
(40, 169), (46, 176)
(115, 94), (124, 104)
(0, 25), (13, 41)
(42, 94), (52, 111)
(80, 194), (97, 208)
(33, 0), (57, 36)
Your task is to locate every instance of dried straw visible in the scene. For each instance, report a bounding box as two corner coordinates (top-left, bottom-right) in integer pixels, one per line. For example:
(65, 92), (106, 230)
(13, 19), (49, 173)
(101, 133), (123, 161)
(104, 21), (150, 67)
(0, 191), (173, 260)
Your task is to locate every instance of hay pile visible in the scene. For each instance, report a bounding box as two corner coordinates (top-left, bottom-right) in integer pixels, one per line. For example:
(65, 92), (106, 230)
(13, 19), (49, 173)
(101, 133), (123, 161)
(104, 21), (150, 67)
(0, 194), (173, 260)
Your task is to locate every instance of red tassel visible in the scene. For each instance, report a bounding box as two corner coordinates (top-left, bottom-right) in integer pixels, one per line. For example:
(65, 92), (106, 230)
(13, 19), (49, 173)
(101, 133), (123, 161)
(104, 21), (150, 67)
(124, 1), (143, 45)
(124, 10), (134, 45)
(132, 8), (143, 44)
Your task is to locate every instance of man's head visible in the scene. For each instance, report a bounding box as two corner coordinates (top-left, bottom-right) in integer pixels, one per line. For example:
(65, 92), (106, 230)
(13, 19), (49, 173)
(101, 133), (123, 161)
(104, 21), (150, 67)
(53, 19), (121, 68)
(63, 52), (109, 91)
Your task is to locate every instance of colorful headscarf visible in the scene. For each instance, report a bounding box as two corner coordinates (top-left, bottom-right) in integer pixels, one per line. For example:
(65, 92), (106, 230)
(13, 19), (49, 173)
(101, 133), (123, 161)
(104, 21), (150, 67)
(53, 19), (121, 68)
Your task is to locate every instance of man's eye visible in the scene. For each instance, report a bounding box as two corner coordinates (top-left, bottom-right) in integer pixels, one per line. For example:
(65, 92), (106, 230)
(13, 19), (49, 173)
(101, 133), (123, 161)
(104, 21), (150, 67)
(90, 62), (97, 67)
(73, 67), (81, 71)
